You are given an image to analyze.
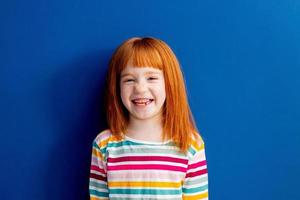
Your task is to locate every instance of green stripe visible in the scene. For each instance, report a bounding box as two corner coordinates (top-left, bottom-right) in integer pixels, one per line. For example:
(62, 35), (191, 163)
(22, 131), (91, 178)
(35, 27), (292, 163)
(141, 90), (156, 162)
(92, 143), (107, 156)
(108, 147), (184, 157)
(187, 147), (196, 156)
(182, 184), (208, 193)
(100, 147), (107, 155)
(89, 189), (109, 197)
(107, 140), (144, 148)
(89, 180), (108, 189)
(92, 142), (101, 150)
(109, 188), (182, 195)
(107, 140), (176, 148)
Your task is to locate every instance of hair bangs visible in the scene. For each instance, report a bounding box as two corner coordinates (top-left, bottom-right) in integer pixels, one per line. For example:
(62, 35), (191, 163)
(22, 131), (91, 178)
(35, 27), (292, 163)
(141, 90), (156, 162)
(117, 39), (164, 72)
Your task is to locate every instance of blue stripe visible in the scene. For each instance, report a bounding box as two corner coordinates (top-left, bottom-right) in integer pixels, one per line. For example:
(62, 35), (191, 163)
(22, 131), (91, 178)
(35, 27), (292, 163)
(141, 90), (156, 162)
(89, 180), (108, 189)
(93, 142), (107, 155)
(92, 142), (101, 150)
(182, 184), (208, 193)
(107, 140), (144, 148)
(109, 188), (182, 195)
(188, 147), (196, 155)
(90, 189), (109, 197)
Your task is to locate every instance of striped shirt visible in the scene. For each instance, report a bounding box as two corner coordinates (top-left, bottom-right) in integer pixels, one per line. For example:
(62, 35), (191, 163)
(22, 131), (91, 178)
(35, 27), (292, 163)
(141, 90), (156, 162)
(89, 129), (208, 200)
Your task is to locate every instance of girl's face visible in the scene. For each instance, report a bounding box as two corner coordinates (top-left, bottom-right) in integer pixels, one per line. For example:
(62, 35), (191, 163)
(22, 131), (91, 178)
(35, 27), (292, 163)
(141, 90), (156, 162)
(120, 64), (166, 122)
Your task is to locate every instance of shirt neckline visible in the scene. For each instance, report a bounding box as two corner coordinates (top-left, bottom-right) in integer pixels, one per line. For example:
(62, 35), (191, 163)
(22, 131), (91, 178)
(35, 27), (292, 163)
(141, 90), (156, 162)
(124, 135), (171, 145)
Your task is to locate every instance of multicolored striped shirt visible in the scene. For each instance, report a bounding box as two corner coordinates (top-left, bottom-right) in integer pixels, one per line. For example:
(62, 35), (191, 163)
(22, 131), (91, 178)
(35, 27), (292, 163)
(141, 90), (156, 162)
(89, 129), (208, 200)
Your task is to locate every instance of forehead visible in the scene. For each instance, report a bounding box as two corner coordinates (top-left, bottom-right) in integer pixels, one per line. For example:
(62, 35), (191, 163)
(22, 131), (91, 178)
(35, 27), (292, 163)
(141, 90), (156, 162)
(120, 65), (163, 77)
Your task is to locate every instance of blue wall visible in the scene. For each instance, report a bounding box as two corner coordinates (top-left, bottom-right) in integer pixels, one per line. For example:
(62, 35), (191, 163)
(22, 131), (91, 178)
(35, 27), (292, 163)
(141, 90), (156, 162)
(1, 0), (299, 199)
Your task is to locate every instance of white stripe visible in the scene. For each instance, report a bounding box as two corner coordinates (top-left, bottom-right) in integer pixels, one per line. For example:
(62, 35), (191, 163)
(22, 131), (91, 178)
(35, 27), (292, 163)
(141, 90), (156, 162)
(109, 194), (182, 198)
(107, 170), (185, 181)
(108, 144), (181, 151)
(89, 177), (107, 185)
(183, 178), (208, 189)
(89, 185), (108, 193)
(95, 130), (111, 141)
(186, 165), (207, 173)
(189, 150), (206, 163)
(92, 155), (105, 162)
(90, 169), (105, 176)
(108, 152), (186, 159)
(107, 160), (187, 168)
(184, 174), (208, 183)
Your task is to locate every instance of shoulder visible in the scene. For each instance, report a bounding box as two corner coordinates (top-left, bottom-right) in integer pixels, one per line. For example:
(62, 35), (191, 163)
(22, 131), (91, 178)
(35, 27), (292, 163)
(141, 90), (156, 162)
(93, 129), (121, 148)
(187, 132), (206, 157)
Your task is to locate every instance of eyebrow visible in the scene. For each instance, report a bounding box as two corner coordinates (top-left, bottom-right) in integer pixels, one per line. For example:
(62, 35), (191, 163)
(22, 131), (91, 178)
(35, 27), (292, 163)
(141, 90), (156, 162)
(121, 71), (161, 78)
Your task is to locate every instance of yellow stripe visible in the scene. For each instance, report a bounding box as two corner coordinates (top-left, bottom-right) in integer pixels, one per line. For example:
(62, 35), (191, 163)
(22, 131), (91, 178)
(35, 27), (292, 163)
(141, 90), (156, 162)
(191, 139), (204, 152)
(90, 196), (109, 200)
(183, 191), (208, 200)
(98, 135), (121, 147)
(92, 147), (104, 160)
(108, 181), (181, 188)
(98, 137), (110, 148)
(110, 135), (122, 141)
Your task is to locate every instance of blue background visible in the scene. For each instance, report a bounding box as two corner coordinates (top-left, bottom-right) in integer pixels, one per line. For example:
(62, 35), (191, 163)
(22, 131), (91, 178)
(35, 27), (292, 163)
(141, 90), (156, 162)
(1, 0), (299, 199)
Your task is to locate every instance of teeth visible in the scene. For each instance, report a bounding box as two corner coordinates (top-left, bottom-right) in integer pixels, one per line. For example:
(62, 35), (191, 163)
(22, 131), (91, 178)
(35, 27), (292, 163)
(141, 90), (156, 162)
(134, 100), (150, 103)
(132, 98), (153, 105)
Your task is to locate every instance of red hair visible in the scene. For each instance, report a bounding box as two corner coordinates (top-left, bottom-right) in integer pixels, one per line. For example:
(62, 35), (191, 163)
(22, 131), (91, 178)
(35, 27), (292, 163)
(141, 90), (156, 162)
(105, 37), (199, 152)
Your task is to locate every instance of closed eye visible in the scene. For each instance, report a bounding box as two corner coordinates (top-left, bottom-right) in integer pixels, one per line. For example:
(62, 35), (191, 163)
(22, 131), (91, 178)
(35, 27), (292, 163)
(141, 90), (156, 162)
(124, 79), (135, 82)
(148, 77), (158, 80)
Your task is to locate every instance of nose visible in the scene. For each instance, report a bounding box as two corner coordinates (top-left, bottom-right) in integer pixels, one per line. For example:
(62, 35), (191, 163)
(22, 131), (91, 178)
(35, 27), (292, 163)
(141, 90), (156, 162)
(134, 80), (147, 93)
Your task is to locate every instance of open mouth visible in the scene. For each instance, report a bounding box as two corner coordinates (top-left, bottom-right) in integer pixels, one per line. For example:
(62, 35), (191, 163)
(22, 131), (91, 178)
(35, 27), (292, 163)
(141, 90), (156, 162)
(131, 98), (154, 106)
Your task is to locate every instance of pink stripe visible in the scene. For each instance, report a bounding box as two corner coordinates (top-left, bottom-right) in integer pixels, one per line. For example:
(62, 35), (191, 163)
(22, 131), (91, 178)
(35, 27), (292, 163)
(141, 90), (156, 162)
(107, 164), (187, 172)
(98, 131), (111, 140)
(91, 165), (106, 174)
(185, 168), (208, 178)
(108, 156), (188, 165)
(188, 160), (207, 170)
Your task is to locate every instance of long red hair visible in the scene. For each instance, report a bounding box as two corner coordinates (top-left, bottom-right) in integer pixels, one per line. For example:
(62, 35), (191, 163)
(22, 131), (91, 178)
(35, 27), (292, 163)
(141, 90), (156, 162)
(105, 37), (199, 152)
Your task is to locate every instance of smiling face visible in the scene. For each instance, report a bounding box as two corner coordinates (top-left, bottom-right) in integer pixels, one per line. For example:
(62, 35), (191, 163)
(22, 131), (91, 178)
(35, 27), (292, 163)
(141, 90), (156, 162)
(120, 65), (166, 122)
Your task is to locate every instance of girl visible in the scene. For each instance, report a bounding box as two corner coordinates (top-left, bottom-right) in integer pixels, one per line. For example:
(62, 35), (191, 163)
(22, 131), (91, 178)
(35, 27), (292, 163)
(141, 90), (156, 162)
(89, 37), (208, 199)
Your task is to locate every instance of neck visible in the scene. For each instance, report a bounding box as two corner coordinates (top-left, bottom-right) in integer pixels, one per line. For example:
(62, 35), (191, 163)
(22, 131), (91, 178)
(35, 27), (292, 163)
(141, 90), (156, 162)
(126, 115), (164, 142)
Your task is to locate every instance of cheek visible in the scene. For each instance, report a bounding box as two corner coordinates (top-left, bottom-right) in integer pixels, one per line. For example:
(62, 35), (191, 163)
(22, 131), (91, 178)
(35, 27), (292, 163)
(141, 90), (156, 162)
(160, 89), (166, 102)
(120, 85), (130, 103)
(155, 85), (166, 103)
(159, 82), (166, 101)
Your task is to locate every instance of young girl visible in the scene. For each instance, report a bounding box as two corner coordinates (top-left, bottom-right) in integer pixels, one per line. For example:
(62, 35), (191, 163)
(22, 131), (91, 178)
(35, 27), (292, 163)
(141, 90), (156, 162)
(89, 37), (208, 199)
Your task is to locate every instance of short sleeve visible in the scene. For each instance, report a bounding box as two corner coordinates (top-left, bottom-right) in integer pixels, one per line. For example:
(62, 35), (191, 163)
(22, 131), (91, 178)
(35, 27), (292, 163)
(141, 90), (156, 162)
(182, 139), (209, 200)
(89, 140), (109, 200)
